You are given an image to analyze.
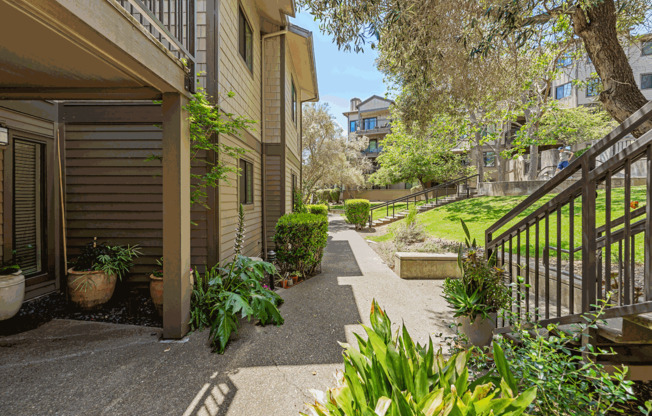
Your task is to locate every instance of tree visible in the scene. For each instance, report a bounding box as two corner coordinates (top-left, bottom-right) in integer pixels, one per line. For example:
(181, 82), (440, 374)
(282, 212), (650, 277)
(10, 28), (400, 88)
(298, 0), (652, 136)
(302, 103), (371, 199)
(369, 114), (473, 188)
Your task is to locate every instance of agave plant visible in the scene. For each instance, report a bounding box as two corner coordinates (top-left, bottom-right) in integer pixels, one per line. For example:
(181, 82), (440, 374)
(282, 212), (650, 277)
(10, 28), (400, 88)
(303, 301), (536, 416)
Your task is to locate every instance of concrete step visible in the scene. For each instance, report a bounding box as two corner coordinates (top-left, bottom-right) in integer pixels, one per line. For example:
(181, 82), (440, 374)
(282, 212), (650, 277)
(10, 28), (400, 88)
(597, 316), (652, 345)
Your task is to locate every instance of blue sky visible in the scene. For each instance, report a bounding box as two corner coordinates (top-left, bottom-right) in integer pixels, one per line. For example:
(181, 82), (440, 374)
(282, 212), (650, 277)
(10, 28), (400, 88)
(290, 10), (390, 131)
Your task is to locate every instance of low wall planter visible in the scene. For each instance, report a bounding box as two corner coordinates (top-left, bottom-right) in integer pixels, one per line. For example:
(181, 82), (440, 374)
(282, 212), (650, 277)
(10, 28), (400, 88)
(394, 252), (462, 279)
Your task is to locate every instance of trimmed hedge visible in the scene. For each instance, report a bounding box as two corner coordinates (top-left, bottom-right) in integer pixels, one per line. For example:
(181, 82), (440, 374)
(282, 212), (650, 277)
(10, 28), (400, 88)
(306, 204), (328, 217)
(273, 213), (328, 276)
(315, 188), (341, 203)
(345, 199), (370, 230)
(329, 188), (341, 204)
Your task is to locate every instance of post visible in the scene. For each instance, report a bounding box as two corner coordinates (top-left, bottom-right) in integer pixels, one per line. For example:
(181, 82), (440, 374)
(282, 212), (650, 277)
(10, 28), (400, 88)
(581, 159), (597, 313)
(162, 92), (191, 339)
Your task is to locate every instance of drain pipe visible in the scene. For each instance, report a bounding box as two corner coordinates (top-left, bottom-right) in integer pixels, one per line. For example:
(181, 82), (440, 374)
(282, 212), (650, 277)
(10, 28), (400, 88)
(261, 29), (288, 259)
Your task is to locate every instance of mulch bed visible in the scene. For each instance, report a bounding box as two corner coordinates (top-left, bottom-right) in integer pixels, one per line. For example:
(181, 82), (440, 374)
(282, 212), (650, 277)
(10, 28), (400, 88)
(0, 286), (161, 337)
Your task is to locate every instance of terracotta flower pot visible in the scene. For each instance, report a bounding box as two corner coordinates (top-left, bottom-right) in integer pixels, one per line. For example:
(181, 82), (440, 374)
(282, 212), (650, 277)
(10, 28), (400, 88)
(457, 313), (497, 347)
(290, 275), (299, 285)
(67, 268), (117, 310)
(149, 274), (163, 316)
(0, 271), (25, 321)
(149, 270), (194, 316)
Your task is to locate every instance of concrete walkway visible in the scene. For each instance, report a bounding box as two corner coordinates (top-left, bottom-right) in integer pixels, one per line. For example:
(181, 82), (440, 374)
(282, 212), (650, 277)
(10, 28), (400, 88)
(0, 215), (454, 416)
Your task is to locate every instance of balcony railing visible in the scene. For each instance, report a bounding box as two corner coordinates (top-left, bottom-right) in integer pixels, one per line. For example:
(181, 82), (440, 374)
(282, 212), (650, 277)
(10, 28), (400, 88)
(116, 0), (196, 92)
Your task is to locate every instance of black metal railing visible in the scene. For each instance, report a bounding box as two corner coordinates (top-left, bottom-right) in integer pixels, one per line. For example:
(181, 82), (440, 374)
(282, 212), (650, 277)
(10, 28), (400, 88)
(486, 102), (652, 331)
(116, 0), (196, 91)
(368, 174), (479, 228)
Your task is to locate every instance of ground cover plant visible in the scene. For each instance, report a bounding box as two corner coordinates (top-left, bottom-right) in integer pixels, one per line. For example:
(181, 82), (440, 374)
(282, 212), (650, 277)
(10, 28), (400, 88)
(274, 212), (328, 276)
(190, 205), (284, 353)
(303, 300), (537, 416)
(368, 186), (647, 262)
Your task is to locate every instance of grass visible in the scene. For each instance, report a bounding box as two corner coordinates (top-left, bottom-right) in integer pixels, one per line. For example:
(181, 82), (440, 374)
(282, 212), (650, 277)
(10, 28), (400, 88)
(368, 186), (647, 262)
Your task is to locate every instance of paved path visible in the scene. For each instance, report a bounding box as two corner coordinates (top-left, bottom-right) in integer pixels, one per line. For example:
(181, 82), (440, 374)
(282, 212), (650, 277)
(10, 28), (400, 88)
(0, 215), (454, 416)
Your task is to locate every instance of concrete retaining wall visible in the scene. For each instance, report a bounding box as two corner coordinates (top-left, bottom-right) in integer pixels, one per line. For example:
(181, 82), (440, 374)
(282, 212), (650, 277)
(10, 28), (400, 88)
(479, 177), (647, 197)
(394, 252), (462, 279)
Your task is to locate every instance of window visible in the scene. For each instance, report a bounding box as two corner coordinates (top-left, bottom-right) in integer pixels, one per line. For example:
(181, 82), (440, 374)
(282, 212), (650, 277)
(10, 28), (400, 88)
(642, 73), (652, 90)
(586, 79), (600, 97)
(363, 117), (377, 130)
(349, 120), (357, 133)
(483, 151), (496, 167)
(238, 7), (253, 72)
(555, 83), (572, 99)
(642, 41), (652, 56)
(291, 173), (298, 210)
(368, 139), (378, 152)
(239, 159), (254, 204)
(291, 80), (297, 124)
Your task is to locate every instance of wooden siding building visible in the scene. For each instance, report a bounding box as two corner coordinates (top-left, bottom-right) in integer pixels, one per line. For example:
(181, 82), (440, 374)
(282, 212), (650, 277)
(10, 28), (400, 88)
(0, 0), (317, 337)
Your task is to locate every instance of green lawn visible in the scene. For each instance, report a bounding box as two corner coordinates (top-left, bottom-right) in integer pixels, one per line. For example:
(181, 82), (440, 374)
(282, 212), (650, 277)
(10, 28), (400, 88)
(369, 186), (647, 262)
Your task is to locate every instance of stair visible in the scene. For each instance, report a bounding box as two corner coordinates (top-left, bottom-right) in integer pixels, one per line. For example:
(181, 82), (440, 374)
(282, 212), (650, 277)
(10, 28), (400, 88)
(371, 192), (476, 228)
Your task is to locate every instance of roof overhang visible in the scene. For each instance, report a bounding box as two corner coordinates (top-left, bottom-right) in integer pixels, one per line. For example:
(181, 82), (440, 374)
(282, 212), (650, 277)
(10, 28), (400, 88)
(287, 24), (319, 102)
(255, 0), (295, 25)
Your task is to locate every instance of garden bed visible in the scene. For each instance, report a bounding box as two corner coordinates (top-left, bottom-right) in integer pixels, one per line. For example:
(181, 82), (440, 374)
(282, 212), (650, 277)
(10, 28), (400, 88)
(0, 286), (161, 336)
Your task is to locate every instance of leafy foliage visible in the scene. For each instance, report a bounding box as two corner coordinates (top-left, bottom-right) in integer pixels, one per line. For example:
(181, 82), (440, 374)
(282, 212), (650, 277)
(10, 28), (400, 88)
(0, 250), (21, 275)
(147, 87), (254, 208)
(443, 219), (509, 320)
(306, 204), (329, 217)
(302, 103), (371, 199)
(294, 189), (308, 213)
(345, 199), (371, 230)
(190, 255), (283, 353)
(460, 296), (638, 416)
(303, 300), (537, 416)
(190, 204), (283, 354)
(370, 113), (474, 187)
(273, 213), (328, 276)
(71, 239), (141, 281)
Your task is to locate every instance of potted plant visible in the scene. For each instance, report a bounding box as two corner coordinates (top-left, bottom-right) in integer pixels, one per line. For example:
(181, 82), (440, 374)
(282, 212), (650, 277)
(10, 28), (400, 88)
(0, 253), (23, 321)
(149, 257), (194, 316)
(68, 238), (141, 310)
(443, 219), (510, 346)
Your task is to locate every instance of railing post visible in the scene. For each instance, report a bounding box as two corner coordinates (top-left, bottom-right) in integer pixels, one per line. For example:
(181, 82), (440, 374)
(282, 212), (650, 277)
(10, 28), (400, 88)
(646, 145), (652, 301)
(581, 159), (597, 313)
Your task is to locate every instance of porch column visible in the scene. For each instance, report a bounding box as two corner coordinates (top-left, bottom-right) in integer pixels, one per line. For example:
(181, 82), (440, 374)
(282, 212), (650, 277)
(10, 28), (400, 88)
(162, 92), (191, 339)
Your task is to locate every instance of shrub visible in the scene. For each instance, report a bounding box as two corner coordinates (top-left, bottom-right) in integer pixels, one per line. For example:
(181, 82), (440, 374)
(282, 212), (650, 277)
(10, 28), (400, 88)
(293, 189), (307, 213)
(273, 212), (328, 276)
(71, 239), (141, 280)
(344, 199), (370, 230)
(190, 255), (283, 354)
(392, 206), (426, 244)
(303, 300), (537, 416)
(316, 189), (331, 203)
(190, 204), (283, 354)
(443, 219), (510, 321)
(306, 204), (328, 217)
(329, 188), (341, 204)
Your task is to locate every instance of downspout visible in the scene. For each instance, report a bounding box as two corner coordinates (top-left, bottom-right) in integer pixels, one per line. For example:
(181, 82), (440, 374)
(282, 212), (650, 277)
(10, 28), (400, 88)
(261, 29), (288, 259)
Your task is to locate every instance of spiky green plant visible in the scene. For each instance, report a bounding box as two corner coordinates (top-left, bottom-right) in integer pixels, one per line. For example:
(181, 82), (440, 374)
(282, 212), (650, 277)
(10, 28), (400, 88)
(233, 204), (246, 257)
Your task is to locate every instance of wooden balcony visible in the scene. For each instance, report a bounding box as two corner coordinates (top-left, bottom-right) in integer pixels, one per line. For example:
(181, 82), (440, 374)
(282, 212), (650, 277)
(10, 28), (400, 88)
(0, 0), (195, 100)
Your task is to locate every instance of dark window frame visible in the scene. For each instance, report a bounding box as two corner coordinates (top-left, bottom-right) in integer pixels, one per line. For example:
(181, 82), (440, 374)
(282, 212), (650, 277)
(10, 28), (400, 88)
(641, 73), (652, 90)
(363, 117), (377, 130)
(349, 120), (357, 132)
(483, 151), (496, 167)
(642, 41), (652, 56)
(239, 159), (254, 205)
(555, 82), (572, 99)
(586, 79), (600, 97)
(238, 5), (253, 73)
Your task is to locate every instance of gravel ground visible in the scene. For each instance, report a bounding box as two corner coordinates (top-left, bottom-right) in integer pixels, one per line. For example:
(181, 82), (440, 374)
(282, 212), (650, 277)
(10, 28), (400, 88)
(0, 286), (161, 336)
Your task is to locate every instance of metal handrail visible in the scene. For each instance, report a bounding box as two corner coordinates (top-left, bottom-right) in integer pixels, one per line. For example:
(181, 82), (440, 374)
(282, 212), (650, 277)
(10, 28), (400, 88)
(368, 174), (479, 227)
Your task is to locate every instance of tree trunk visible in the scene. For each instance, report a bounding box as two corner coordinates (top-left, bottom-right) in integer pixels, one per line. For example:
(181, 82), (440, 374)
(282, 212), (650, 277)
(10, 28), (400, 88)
(528, 144), (539, 181)
(572, 0), (652, 137)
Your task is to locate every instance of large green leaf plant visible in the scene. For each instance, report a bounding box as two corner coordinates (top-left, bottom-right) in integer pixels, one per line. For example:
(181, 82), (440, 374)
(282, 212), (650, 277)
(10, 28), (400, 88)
(303, 301), (536, 416)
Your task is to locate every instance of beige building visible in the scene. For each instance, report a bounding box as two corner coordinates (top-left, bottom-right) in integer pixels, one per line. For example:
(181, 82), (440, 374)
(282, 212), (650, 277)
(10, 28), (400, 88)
(343, 95), (415, 200)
